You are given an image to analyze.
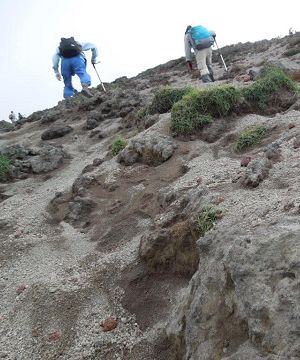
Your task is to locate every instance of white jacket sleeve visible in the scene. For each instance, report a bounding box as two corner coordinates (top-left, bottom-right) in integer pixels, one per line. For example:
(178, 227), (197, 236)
(52, 47), (61, 74)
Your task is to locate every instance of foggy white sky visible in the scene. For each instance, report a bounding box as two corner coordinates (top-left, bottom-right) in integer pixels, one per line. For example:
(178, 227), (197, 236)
(0, 0), (299, 121)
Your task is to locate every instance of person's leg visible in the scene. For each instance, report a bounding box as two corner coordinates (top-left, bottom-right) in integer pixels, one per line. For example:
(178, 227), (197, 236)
(72, 55), (91, 86)
(206, 48), (215, 81)
(71, 55), (93, 97)
(61, 58), (75, 98)
(195, 49), (212, 83)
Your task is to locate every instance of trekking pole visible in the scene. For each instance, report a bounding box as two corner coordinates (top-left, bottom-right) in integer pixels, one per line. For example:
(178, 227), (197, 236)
(214, 39), (228, 72)
(93, 64), (106, 92)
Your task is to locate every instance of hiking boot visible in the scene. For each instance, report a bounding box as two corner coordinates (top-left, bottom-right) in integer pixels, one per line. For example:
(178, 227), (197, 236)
(208, 65), (215, 82)
(201, 74), (213, 83)
(81, 84), (93, 98)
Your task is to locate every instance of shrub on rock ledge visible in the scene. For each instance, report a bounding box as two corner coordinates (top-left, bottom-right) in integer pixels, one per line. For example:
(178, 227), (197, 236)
(236, 125), (268, 151)
(148, 86), (192, 115)
(171, 85), (241, 135)
(242, 66), (298, 106)
(196, 207), (222, 236)
(111, 136), (127, 156)
(0, 155), (11, 180)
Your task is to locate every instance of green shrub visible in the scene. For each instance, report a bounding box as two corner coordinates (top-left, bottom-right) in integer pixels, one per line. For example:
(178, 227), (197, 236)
(287, 36), (300, 48)
(137, 107), (149, 119)
(111, 136), (127, 156)
(196, 207), (222, 236)
(236, 125), (268, 151)
(242, 66), (298, 105)
(0, 121), (14, 130)
(171, 85), (242, 134)
(148, 86), (192, 115)
(283, 48), (300, 57)
(0, 155), (11, 179)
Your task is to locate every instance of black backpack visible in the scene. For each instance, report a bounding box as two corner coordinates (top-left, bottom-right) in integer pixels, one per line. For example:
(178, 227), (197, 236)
(59, 37), (82, 58)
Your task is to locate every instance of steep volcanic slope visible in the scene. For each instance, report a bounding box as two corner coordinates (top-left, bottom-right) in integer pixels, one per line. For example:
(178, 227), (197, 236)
(0, 34), (300, 360)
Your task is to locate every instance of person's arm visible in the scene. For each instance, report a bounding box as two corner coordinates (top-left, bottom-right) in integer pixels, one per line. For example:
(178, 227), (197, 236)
(52, 48), (61, 73)
(184, 34), (193, 70)
(209, 30), (216, 39)
(82, 42), (99, 63)
(52, 48), (62, 80)
(184, 34), (193, 61)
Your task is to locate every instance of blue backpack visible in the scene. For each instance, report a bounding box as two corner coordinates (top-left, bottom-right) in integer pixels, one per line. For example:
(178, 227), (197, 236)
(190, 25), (214, 50)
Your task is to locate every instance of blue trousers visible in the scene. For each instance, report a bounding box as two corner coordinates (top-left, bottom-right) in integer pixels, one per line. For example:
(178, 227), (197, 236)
(61, 55), (91, 98)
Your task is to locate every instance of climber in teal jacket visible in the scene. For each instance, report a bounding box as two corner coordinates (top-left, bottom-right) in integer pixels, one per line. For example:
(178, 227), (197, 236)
(52, 38), (99, 98)
(184, 25), (215, 83)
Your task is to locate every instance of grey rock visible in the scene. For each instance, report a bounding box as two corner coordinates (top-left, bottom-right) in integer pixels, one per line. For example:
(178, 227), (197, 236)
(29, 145), (65, 173)
(40, 110), (61, 124)
(293, 134), (300, 149)
(167, 227), (300, 359)
(118, 132), (178, 166)
(85, 118), (98, 130)
(41, 125), (73, 140)
(264, 142), (281, 161)
(241, 158), (272, 187)
(0, 144), (31, 160)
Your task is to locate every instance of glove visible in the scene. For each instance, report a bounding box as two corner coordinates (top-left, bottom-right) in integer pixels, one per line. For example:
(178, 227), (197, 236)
(91, 58), (99, 65)
(186, 61), (193, 71)
(55, 72), (62, 81)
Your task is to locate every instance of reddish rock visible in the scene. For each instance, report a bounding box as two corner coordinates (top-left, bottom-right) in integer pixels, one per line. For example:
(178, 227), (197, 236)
(213, 196), (225, 205)
(197, 177), (203, 184)
(288, 123), (295, 129)
(48, 330), (62, 341)
(240, 156), (252, 167)
(236, 74), (251, 82)
(100, 317), (118, 332)
(14, 231), (23, 238)
(32, 328), (39, 337)
(16, 284), (27, 295)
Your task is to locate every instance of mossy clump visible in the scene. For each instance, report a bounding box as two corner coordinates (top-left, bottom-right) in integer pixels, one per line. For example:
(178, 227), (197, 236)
(137, 107), (149, 119)
(0, 121), (14, 130)
(171, 85), (242, 134)
(236, 125), (268, 151)
(242, 66), (298, 106)
(283, 48), (300, 57)
(148, 86), (192, 115)
(196, 207), (222, 236)
(0, 155), (11, 180)
(111, 136), (127, 156)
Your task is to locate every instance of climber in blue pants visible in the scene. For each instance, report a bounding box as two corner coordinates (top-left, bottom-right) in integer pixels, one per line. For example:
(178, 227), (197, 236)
(61, 55), (91, 98)
(52, 37), (99, 98)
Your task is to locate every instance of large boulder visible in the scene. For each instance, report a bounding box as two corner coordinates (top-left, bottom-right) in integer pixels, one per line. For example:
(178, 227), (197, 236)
(29, 145), (65, 173)
(41, 125), (73, 140)
(167, 226), (300, 359)
(40, 110), (62, 125)
(0, 144), (66, 179)
(118, 132), (178, 166)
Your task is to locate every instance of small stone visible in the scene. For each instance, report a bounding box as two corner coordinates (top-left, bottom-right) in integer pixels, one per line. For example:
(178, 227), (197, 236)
(92, 158), (103, 166)
(100, 317), (118, 332)
(240, 156), (252, 167)
(197, 177), (203, 184)
(213, 196), (224, 205)
(48, 330), (62, 341)
(16, 284), (27, 295)
(288, 123), (295, 129)
(14, 231), (23, 238)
